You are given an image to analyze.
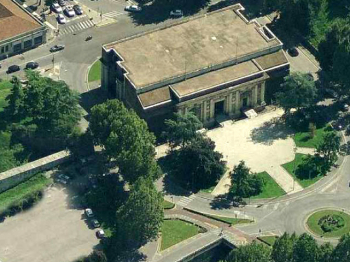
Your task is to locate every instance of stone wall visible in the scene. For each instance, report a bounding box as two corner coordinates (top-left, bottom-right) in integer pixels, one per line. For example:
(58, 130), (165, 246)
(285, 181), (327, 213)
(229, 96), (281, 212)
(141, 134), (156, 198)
(0, 150), (71, 194)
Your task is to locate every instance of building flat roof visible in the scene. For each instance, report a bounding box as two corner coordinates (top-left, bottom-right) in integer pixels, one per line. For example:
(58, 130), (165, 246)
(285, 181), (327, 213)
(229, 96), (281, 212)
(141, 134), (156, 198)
(0, 0), (42, 42)
(105, 4), (281, 89)
(171, 60), (260, 97)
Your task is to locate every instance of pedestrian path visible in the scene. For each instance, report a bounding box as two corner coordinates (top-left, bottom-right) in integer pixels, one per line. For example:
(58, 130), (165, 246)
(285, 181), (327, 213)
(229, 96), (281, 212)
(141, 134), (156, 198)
(260, 200), (291, 211)
(59, 19), (95, 36)
(177, 195), (196, 207)
(266, 165), (303, 194)
(102, 10), (126, 19)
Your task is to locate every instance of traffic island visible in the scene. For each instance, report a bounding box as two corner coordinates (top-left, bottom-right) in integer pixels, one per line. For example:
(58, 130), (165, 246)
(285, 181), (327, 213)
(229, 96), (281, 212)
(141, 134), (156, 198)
(306, 209), (350, 238)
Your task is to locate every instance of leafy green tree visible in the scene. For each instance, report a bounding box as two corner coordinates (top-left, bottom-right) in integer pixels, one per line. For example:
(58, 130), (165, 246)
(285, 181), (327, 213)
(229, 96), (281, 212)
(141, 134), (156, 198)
(226, 241), (271, 262)
(229, 161), (264, 199)
(271, 232), (297, 262)
(88, 99), (158, 183)
(45, 0), (54, 6)
(318, 242), (333, 262)
(5, 76), (24, 118)
(24, 71), (81, 140)
(317, 132), (340, 167)
(171, 136), (225, 191)
(318, 18), (350, 95)
(293, 233), (319, 262)
(275, 72), (317, 114)
(163, 112), (202, 149)
(331, 233), (350, 262)
(115, 177), (163, 248)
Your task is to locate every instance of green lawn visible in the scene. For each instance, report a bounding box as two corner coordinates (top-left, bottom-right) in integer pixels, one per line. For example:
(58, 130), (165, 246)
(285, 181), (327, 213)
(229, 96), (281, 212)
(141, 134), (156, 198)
(0, 80), (12, 112)
(258, 236), (279, 246)
(293, 126), (332, 148)
(307, 210), (350, 238)
(206, 214), (253, 226)
(0, 173), (51, 213)
(161, 219), (199, 251)
(200, 185), (216, 194)
(163, 199), (175, 209)
(88, 59), (101, 83)
(282, 153), (323, 188)
(251, 172), (286, 199)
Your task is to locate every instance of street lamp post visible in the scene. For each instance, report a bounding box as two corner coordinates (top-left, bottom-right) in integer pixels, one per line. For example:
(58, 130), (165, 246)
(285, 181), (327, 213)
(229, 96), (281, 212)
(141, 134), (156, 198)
(293, 145), (297, 191)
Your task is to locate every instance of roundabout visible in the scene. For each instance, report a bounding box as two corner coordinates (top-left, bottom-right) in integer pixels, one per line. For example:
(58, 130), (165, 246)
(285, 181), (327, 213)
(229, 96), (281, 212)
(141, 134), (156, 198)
(306, 209), (350, 238)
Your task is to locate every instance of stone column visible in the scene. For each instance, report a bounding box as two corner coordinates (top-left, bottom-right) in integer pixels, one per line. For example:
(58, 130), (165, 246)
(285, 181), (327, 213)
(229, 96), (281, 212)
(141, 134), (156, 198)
(228, 93), (233, 114)
(235, 91), (240, 112)
(210, 99), (215, 119)
(253, 86), (258, 106)
(261, 82), (266, 102)
(203, 101), (207, 121)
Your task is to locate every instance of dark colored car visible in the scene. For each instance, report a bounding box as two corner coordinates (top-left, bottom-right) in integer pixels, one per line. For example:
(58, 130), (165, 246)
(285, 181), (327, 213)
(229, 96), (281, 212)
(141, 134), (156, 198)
(73, 5), (83, 15)
(58, 0), (66, 7)
(7, 65), (20, 74)
(287, 47), (299, 57)
(50, 44), (65, 52)
(25, 61), (39, 70)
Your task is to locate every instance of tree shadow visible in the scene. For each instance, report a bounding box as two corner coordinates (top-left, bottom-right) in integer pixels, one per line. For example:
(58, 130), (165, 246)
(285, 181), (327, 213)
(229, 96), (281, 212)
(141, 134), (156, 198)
(79, 87), (108, 121)
(250, 117), (294, 145)
(209, 193), (234, 210)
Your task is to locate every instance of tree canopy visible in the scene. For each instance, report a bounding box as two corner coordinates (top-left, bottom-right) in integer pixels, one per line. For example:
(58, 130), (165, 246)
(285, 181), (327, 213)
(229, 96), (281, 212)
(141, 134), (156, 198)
(163, 112), (203, 149)
(88, 99), (159, 183)
(271, 232), (297, 262)
(229, 161), (264, 199)
(115, 177), (163, 248)
(226, 241), (271, 262)
(170, 136), (226, 191)
(275, 72), (317, 114)
(317, 132), (340, 167)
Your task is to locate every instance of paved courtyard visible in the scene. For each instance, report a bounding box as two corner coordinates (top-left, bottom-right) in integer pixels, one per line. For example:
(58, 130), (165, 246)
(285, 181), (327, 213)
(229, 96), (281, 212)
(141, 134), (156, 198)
(0, 186), (99, 262)
(208, 109), (304, 196)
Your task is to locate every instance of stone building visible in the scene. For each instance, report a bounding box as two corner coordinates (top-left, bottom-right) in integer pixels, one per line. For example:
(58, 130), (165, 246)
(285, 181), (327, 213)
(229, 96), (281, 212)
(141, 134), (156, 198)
(0, 0), (47, 60)
(101, 4), (289, 127)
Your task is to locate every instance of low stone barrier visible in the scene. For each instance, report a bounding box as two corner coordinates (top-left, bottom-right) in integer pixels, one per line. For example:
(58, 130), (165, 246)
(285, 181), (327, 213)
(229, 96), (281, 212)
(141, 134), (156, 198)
(0, 150), (71, 193)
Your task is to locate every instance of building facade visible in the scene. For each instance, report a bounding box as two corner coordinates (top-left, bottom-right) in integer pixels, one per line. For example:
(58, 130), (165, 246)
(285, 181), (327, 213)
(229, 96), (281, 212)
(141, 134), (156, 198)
(102, 4), (289, 127)
(0, 0), (47, 60)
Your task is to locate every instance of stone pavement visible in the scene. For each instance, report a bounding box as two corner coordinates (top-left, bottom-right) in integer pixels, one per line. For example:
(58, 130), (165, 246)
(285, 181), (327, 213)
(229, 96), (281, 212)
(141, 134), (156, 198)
(209, 109), (303, 195)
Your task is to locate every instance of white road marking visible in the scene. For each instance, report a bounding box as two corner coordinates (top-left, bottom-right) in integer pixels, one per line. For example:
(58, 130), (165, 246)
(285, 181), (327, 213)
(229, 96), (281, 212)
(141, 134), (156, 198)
(273, 203), (279, 210)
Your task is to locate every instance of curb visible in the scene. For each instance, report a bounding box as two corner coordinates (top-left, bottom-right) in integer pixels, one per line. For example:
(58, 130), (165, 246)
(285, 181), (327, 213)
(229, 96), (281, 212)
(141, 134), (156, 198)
(86, 56), (101, 91)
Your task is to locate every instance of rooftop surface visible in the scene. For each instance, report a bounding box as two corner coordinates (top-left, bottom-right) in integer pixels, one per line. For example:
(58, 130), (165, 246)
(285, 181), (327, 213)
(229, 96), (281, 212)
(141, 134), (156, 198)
(0, 0), (42, 42)
(106, 5), (281, 89)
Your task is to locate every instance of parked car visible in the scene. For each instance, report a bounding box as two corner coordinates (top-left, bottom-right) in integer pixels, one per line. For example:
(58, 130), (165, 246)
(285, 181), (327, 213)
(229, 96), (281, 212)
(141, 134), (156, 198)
(57, 13), (67, 24)
(124, 5), (142, 12)
(170, 9), (183, 17)
(96, 229), (105, 239)
(56, 173), (70, 185)
(91, 219), (100, 228)
(58, 0), (66, 7)
(50, 44), (65, 52)
(25, 61), (39, 70)
(64, 5), (75, 17)
(7, 65), (20, 74)
(85, 208), (94, 218)
(73, 5), (83, 15)
(52, 3), (63, 13)
(287, 47), (299, 57)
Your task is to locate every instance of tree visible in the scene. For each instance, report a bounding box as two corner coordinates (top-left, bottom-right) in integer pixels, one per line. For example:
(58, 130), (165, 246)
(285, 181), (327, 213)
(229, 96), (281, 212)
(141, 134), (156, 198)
(171, 136), (225, 191)
(331, 233), (350, 262)
(226, 241), (271, 262)
(115, 177), (163, 248)
(5, 76), (24, 118)
(163, 112), (202, 149)
(229, 161), (264, 199)
(45, 0), (54, 6)
(271, 232), (297, 262)
(317, 132), (340, 167)
(293, 233), (319, 262)
(318, 18), (350, 95)
(275, 72), (317, 114)
(23, 71), (81, 140)
(83, 250), (107, 262)
(318, 242), (333, 262)
(88, 99), (159, 183)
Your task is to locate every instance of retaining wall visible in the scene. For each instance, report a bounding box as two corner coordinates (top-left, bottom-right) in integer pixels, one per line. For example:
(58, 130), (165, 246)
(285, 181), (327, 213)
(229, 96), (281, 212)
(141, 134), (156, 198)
(0, 150), (71, 193)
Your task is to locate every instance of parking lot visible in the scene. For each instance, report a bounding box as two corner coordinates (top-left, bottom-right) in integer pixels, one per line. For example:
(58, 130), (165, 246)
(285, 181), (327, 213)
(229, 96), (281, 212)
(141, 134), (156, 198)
(0, 185), (99, 262)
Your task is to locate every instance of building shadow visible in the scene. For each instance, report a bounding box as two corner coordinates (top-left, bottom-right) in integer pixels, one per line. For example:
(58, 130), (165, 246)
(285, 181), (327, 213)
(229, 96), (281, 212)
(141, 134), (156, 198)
(250, 117), (294, 145)
(128, 0), (210, 25)
(79, 87), (108, 120)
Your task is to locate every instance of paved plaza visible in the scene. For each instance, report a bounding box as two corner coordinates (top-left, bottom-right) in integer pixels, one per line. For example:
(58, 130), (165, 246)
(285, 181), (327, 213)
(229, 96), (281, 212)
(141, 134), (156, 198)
(208, 109), (304, 195)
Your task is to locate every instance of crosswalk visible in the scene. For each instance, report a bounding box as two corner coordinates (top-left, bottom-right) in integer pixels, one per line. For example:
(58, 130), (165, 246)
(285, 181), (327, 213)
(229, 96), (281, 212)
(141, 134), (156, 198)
(59, 19), (95, 36)
(177, 195), (196, 207)
(102, 10), (126, 19)
(261, 201), (291, 211)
